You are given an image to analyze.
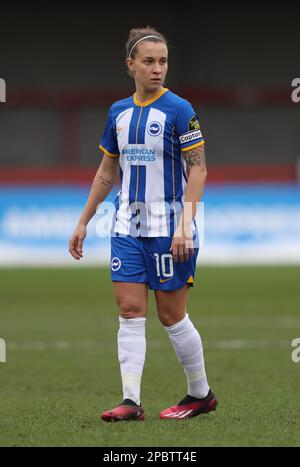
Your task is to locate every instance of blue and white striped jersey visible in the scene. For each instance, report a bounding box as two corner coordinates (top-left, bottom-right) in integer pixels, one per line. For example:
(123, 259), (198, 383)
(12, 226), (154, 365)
(99, 88), (204, 237)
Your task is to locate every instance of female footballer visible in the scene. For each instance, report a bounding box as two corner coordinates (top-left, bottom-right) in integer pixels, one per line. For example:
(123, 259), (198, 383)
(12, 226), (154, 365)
(69, 26), (217, 421)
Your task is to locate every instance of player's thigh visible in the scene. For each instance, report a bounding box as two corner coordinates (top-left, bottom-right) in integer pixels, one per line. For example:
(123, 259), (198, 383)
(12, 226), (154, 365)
(155, 285), (190, 326)
(110, 235), (148, 318)
(113, 282), (148, 318)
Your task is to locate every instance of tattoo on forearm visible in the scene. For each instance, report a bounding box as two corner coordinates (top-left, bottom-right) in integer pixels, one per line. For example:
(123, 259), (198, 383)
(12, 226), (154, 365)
(184, 145), (206, 169)
(99, 175), (112, 186)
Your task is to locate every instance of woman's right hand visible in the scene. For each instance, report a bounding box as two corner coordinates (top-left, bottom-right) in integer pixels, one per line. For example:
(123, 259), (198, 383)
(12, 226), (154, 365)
(69, 223), (87, 260)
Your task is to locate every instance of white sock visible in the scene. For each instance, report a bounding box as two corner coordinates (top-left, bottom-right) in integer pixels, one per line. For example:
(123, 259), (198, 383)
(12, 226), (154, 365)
(164, 313), (210, 399)
(118, 316), (146, 405)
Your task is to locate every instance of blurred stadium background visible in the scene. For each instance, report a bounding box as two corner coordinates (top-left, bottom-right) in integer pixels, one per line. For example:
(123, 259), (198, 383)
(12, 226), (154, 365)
(0, 5), (300, 446)
(1, 6), (300, 265)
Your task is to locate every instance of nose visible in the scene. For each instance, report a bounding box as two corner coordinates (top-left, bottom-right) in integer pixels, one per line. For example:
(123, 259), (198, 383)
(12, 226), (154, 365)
(153, 62), (162, 74)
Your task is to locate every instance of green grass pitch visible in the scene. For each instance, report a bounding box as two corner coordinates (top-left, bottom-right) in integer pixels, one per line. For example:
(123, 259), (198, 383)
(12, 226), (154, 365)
(0, 266), (299, 446)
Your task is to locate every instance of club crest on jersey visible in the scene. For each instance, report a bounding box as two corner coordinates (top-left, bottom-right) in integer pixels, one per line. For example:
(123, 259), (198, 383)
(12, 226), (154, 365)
(147, 121), (162, 136)
(111, 257), (121, 271)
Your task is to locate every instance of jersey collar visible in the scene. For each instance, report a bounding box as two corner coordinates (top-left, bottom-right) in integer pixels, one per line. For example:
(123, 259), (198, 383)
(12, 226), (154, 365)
(133, 88), (169, 107)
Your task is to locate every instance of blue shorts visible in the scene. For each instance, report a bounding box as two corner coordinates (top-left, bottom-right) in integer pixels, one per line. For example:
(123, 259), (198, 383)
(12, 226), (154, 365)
(110, 232), (199, 291)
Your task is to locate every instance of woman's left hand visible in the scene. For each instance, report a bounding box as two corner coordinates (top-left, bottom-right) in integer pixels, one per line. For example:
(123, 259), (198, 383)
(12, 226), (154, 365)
(170, 224), (194, 263)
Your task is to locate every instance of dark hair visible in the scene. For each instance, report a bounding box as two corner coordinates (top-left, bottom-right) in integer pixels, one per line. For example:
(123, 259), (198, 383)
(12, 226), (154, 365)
(126, 26), (167, 59)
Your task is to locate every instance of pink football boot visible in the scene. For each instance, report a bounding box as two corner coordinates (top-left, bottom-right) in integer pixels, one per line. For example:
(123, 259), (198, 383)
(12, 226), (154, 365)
(159, 389), (218, 419)
(101, 399), (145, 422)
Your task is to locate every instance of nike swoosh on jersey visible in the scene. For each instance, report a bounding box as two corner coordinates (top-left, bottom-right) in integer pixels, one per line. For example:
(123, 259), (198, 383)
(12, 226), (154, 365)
(159, 277), (173, 283)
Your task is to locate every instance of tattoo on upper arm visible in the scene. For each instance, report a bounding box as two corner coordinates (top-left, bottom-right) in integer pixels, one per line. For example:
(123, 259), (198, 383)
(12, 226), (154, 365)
(184, 145), (206, 169)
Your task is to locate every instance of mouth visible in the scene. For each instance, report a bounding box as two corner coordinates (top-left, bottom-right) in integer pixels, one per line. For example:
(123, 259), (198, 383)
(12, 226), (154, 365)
(150, 78), (161, 83)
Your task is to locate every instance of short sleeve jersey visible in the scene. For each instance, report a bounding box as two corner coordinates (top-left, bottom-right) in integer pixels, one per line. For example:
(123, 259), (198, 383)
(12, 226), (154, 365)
(99, 88), (204, 237)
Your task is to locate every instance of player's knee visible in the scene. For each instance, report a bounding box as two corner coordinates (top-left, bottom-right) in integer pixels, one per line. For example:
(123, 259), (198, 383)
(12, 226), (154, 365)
(119, 302), (145, 319)
(157, 307), (185, 327)
(157, 310), (174, 327)
(159, 316), (177, 327)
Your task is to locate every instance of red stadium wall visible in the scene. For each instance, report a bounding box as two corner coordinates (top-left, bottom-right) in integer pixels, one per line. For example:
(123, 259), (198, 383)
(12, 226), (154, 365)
(0, 165), (296, 185)
(1, 86), (297, 184)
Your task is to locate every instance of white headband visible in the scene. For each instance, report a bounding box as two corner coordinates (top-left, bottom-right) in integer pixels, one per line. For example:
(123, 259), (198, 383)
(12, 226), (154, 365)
(128, 35), (161, 58)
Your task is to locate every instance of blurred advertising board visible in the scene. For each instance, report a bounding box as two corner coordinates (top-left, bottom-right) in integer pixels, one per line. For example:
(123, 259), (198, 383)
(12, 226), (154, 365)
(0, 184), (300, 265)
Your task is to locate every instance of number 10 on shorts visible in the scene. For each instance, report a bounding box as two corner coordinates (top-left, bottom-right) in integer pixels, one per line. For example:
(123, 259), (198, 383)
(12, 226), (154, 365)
(154, 253), (174, 278)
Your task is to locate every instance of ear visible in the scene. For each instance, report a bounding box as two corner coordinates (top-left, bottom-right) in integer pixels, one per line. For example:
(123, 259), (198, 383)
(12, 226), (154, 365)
(126, 57), (135, 75)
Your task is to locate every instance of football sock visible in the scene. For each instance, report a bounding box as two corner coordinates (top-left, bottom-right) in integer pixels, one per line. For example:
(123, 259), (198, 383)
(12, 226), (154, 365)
(164, 313), (210, 399)
(118, 316), (146, 406)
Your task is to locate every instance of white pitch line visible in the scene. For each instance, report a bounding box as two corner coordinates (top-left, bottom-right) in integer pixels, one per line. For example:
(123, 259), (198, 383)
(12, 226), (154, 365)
(5, 339), (290, 351)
